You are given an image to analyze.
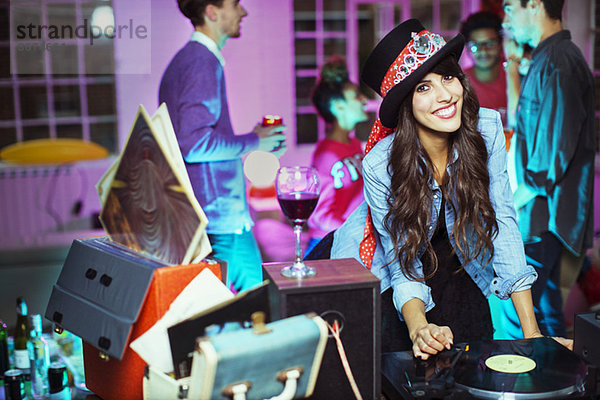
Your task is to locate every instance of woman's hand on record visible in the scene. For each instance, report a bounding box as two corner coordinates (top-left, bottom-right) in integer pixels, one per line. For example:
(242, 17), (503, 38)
(410, 323), (454, 360)
(402, 297), (454, 359)
(523, 329), (573, 351)
(551, 336), (574, 351)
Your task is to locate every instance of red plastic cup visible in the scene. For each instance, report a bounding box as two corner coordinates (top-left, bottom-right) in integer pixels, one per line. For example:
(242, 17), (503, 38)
(261, 115), (284, 154)
(262, 115), (283, 127)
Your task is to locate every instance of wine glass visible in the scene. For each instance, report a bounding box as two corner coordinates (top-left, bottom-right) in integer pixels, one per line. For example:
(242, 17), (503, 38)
(275, 166), (320, 278)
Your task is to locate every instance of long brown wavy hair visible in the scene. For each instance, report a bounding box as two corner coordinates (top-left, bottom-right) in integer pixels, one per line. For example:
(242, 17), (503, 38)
(383, 56), (498, 281)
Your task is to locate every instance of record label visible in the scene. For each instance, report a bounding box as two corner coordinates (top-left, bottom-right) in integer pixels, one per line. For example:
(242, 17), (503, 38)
(485, 354), (536, 373)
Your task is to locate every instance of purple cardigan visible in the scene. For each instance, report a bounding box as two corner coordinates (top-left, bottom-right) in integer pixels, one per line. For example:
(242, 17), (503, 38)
(159, 41), (259, 233)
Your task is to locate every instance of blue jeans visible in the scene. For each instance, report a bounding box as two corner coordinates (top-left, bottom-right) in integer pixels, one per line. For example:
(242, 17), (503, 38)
(208, 229), (263, 293)
(493, 232), (567, 338)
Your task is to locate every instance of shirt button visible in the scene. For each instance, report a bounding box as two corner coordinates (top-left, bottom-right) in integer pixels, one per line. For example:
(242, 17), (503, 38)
(428, 225), (433, 230)
(433, 194), (438, 199)
(474, 274), (478, 278)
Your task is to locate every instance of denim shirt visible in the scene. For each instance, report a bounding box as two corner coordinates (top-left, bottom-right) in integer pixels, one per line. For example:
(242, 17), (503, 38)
(331, 108), (537, 316)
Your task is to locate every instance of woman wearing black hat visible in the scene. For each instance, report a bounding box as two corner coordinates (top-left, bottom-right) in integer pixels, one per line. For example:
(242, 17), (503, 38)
(330, 19), (570, 359)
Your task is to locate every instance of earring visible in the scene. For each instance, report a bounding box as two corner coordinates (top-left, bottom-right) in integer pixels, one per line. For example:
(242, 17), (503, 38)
(530, 0), (539, 14)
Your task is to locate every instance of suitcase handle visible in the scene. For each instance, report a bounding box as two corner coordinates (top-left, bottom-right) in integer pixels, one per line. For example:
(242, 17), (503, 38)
(221, 368), (302, 400)
(265, 369), (301, 400)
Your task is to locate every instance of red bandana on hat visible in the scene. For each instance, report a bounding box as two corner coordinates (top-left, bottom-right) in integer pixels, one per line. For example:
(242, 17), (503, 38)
(359, 29), (447, 269)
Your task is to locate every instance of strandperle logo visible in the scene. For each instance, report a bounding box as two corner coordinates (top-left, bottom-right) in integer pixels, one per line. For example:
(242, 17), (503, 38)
(15, 18), (148, 46)
(10, 2), (151, 75)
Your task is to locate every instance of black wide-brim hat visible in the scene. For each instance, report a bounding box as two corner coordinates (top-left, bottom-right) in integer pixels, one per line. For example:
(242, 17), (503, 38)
(361, 19), (465, 129)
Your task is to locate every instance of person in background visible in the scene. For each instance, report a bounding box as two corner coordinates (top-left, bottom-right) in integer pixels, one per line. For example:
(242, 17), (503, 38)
(460, 11), (507, 117)
(501, 0), (595, 337)
(305, 56), (368, 255)
(505, 35), (600, 322)
(460, 11), (515, 195)
(159, 0), (286, 292)
(330, 19), (573, 358)
(503, 39), (532, 132)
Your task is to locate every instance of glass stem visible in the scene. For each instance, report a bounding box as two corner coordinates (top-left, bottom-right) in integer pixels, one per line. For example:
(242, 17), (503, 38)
(294, 224), (303, 265)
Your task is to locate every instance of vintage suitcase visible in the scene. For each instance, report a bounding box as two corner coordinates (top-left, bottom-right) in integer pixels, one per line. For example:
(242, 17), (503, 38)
(45, 236), (225, 400)
(188, 313), (327, 400)
(143, 313), (327, 400)
(263, 258), (381, 400)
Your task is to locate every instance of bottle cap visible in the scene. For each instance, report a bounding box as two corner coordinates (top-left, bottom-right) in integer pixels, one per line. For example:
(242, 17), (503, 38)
(16, 297), (27, 316)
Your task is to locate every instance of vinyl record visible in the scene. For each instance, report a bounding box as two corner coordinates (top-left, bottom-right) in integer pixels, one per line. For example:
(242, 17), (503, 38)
(454, 337), (588, 399)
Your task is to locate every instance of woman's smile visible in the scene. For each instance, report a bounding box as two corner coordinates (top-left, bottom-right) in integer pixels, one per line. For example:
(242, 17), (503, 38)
(432, 103), (458, 119)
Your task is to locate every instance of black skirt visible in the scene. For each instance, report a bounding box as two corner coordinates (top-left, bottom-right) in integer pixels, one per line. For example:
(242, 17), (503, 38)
(381, 197), (493, 353)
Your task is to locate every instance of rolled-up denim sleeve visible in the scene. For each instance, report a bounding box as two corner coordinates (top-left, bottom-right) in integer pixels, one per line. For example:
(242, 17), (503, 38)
(480, 109), (537, 299)
(363, 140), (434, 317)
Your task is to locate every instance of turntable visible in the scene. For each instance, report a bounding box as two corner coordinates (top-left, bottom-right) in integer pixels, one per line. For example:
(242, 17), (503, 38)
(382, 337), (598, 400)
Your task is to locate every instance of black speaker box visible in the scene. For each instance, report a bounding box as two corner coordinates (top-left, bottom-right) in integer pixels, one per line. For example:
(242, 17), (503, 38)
(574, 311), (600, 369)
(263, 258), (381, 400)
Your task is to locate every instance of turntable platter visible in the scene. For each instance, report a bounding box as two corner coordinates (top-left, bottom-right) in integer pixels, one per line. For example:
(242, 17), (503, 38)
(381, 337), (591, 400)
(454, 337), (588, 399)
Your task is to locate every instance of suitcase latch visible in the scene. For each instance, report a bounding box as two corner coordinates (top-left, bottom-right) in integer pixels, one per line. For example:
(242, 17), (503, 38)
(251, 311), (271, 335)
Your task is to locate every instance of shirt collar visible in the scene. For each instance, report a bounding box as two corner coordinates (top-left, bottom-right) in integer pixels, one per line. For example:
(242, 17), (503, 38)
(190, 31), (226, 66)
(532, 30), (570, 60)
(426, 148), (458, 189)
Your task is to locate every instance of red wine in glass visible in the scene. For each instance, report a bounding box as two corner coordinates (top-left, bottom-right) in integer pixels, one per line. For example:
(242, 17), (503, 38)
(275, 166), (320, 278)
(277, 192), (319, 225)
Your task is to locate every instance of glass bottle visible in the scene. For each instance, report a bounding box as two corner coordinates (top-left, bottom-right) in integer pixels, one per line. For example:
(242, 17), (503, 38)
(1, 319), (9, 376)
(13, 297), (30, 374)
(28, 314), (49, 399)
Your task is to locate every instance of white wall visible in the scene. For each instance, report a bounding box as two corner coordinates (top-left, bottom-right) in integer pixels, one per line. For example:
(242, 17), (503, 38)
(112, 0), (190, 149)
(565, 0), (593, 62)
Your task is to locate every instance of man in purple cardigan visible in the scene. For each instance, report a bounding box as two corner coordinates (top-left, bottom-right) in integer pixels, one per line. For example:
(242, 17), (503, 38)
(159, 0), (285, 292)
